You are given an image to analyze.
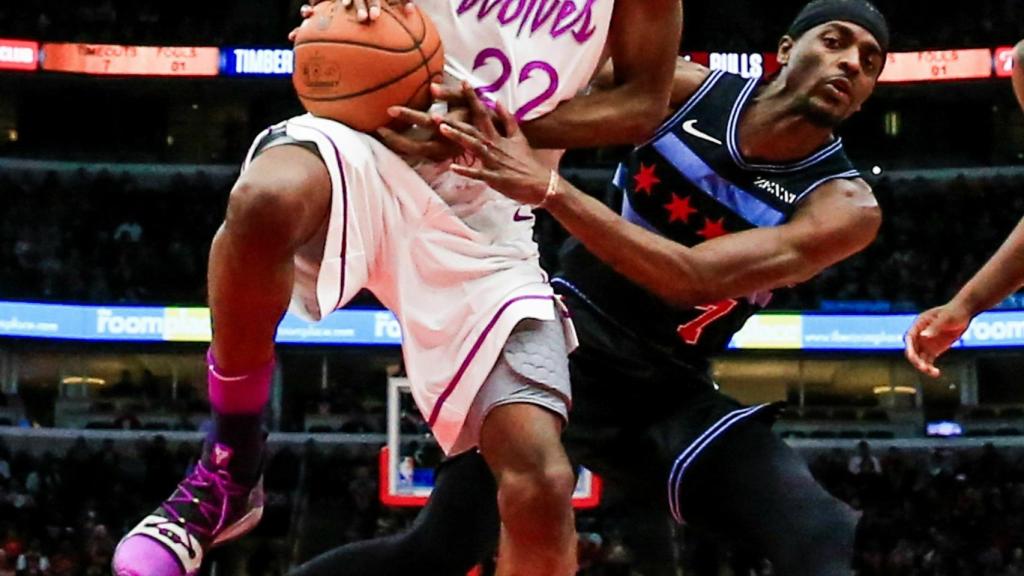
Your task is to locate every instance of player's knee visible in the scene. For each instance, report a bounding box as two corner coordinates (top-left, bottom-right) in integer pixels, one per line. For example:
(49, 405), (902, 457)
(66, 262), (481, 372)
(498, 461), (575, 523)
(225, 179), (307, 245)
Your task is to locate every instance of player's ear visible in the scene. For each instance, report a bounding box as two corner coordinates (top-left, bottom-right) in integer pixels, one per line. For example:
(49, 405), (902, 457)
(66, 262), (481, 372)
(777, 35), (795, 67)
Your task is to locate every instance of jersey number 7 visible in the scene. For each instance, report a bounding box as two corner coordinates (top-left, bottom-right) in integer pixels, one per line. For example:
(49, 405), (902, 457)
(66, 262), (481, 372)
(677, 299), (738, 345)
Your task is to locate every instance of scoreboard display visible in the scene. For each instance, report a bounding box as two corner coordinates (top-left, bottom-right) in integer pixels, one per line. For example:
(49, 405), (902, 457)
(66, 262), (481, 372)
(221, 47), (294, 77)
(0, 38), (39, 71)
(0, 40), (1008, 82)
(994, 46), (1016, 78)
(879, 49), (993, 83)
(41, 43), (220, 76)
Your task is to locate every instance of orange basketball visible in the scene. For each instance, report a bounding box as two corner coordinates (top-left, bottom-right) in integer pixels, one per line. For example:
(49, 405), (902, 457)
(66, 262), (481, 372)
(292, 2), (444, 132)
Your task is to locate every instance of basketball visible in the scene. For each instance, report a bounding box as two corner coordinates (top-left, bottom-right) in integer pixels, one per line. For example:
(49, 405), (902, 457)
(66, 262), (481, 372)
(291, 2), (444, 132)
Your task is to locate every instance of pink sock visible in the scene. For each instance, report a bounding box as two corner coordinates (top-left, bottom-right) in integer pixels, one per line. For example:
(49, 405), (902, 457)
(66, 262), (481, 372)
(207, 350), (273, 415)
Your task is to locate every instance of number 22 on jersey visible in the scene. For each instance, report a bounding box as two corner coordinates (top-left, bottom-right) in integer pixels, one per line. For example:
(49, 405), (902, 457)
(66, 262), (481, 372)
(472, 48), (560, 121)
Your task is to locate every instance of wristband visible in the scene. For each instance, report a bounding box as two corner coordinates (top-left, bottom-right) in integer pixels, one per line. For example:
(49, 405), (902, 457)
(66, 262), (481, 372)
(536, 170), (560, 209)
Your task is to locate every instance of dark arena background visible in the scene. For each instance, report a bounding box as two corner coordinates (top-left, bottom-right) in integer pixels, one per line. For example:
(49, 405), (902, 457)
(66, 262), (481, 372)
(2, 1), (1024, 575)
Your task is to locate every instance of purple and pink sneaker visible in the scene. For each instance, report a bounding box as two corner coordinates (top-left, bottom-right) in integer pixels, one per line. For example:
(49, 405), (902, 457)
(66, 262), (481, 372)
(111, 444), (264, 576)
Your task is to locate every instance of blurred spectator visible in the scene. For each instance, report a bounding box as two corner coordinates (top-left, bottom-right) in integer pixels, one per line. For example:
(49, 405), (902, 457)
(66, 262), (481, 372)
(849, 440), (883, 476)
(15, 540), (48, 576)
(112, 219), (142, 244)
(10, 432), (1024, 574)
(47, 539), (79, 576)
(0, 549), (15, 576)
(1007, 548), (1024, 576)
(0, 444), (10, 482)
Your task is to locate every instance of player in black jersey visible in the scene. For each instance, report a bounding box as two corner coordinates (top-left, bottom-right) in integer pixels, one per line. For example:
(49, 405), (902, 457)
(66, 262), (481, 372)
(290, 1), (888, 575)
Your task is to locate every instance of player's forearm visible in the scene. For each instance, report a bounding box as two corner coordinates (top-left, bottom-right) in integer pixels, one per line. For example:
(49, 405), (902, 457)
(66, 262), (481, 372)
(544, 183), (816, 309)
(520, 87), (668, 149)
(544, 184), (711, 307)
(949, 216), (1024, 316)
(544, 177), (879, 310)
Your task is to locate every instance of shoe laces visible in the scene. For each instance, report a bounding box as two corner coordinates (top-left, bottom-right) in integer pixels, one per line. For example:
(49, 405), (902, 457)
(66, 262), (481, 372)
(158, 461), (248, 541)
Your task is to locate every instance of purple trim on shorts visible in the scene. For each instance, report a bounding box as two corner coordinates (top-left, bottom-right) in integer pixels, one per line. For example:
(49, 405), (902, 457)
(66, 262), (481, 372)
(427, 294), (555, 427)
(299, 124), (350, 314)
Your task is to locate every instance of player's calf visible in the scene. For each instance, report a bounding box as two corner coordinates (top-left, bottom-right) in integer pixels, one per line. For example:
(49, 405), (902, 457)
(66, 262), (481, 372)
(208, 143), (331, 373)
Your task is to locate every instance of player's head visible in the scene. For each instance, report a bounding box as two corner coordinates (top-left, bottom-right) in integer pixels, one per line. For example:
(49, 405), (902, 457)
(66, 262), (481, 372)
(775, 0), (889, 127)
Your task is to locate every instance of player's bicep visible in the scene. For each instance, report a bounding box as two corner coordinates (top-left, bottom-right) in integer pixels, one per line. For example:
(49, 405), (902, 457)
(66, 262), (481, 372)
(783, 179), (881, 281)
(681, 179), (880, 302)
(607, 0), (681, 105)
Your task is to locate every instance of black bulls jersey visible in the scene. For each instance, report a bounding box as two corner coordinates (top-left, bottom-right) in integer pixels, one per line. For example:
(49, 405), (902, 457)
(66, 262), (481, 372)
(556, 70), (860, 370)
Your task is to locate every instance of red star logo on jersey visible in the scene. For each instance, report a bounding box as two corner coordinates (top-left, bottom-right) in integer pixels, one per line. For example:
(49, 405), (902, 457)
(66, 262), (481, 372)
(697, 217), (729, 239)
(633, 164), (661, 195)
(664, 194), (698, 224)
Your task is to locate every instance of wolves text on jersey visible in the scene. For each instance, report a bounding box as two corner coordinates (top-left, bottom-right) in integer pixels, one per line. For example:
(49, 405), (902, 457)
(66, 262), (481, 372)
(456, 0), (600, 44)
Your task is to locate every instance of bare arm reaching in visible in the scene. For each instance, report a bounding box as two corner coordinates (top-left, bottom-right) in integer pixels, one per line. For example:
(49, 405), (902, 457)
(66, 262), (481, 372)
(438, 85), (880, 311)
(904, 40), (1024, 377)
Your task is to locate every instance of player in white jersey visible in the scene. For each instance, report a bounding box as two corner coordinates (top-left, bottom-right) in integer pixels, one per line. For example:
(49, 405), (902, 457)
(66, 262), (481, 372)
(111, 2), (681, 576)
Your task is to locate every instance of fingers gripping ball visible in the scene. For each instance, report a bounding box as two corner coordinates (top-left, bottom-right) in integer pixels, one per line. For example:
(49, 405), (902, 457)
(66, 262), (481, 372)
(292, 2), (444, 132)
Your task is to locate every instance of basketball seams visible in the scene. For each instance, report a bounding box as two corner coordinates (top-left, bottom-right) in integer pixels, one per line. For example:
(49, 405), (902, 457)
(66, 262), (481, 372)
(382, 5), (434, 98)
(381, 4), (427, 47)
(400, 64), (444, 109)
(294, 39), (422, 55)
(293, 3), (442, 129)
(298, 39), (442, 102)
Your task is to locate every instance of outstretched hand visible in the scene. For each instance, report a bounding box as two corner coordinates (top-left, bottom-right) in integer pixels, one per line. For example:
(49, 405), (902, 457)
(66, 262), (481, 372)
(374, 83), (485, 163)
(289, 0), (416, 41)
(438, 83), (554, 206)
(904, 303), (972, 377)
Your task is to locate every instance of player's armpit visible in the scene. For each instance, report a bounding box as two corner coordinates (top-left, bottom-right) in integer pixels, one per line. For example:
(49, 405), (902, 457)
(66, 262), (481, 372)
(589, 60), (616, 93)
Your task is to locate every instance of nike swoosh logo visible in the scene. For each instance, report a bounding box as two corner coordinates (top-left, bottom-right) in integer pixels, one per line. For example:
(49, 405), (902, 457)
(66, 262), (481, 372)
(513, 207), (534, 222)
(681, 120), (723, 146)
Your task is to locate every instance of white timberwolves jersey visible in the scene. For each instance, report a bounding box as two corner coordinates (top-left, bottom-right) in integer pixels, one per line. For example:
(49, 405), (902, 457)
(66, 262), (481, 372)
(413, 0), (614, 232)
(417, 0), (614, 121)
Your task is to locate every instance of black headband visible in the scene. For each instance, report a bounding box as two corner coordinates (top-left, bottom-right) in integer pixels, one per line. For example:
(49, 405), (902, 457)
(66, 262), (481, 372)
(787, 0), (890, 55)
